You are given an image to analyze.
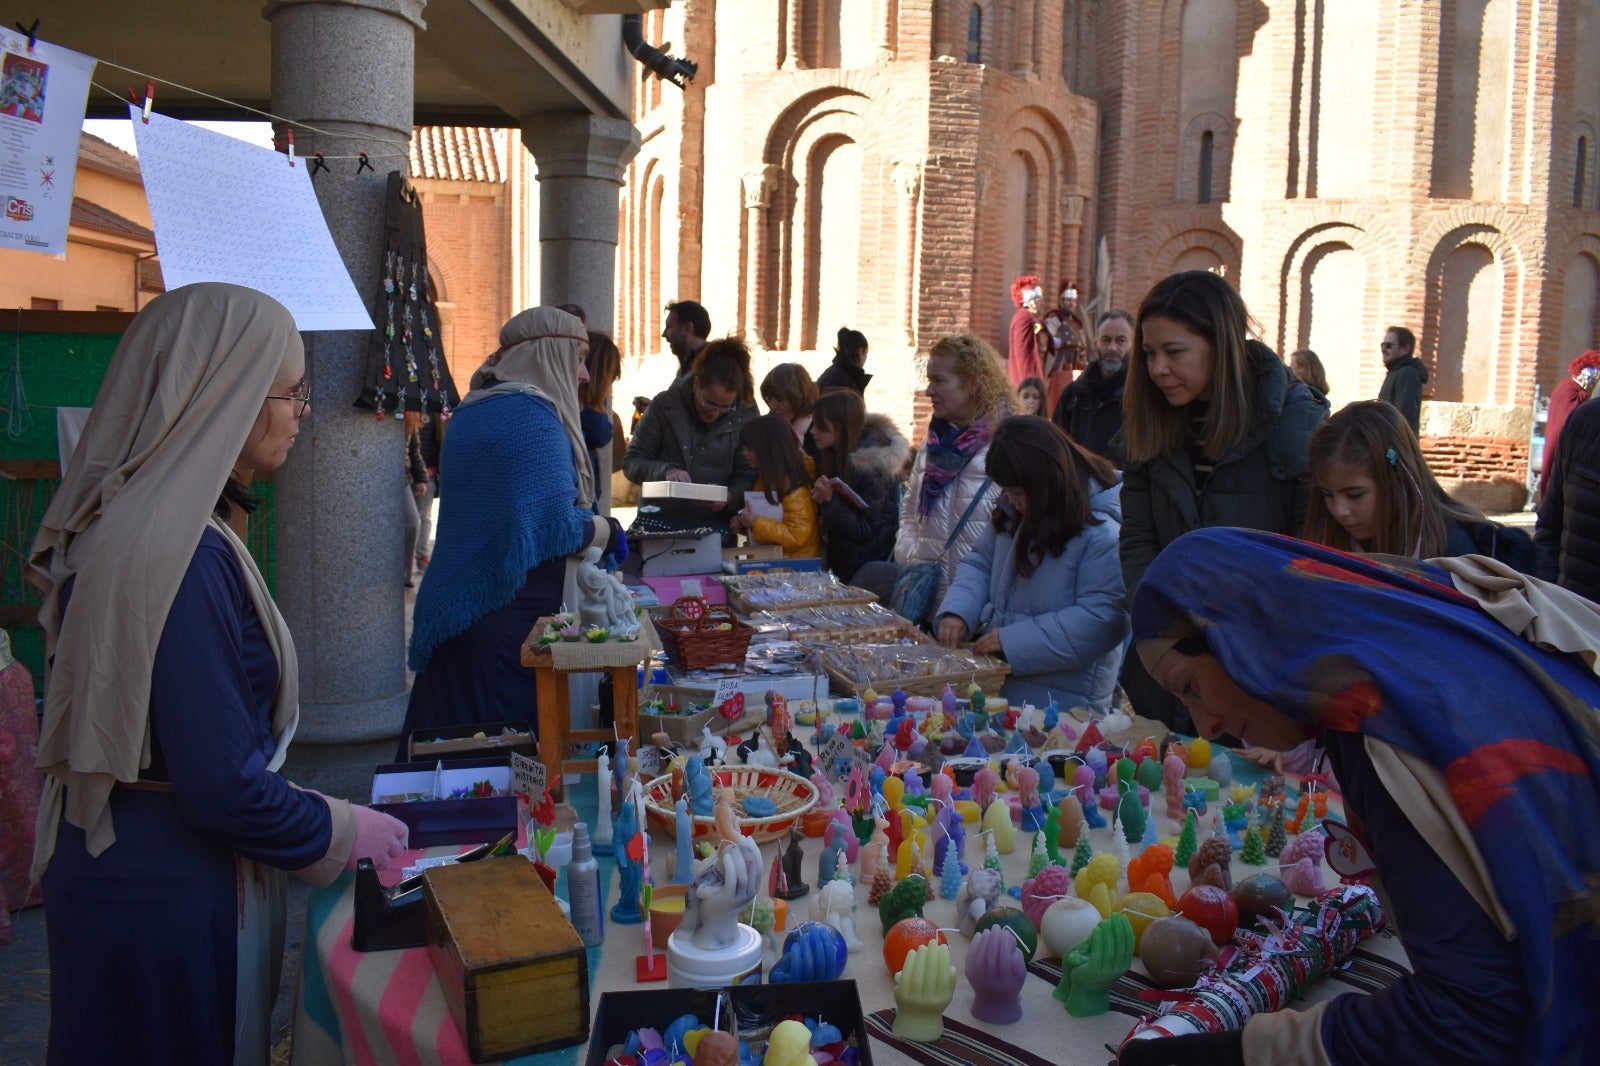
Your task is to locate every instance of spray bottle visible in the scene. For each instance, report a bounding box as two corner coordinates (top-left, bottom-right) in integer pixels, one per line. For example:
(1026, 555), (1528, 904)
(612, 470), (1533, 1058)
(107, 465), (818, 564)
(567, 821), (605, 947)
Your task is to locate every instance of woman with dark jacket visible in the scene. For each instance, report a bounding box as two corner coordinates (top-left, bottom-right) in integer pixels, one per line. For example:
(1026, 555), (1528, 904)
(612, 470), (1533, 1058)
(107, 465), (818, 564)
(817, 327), (871, 395)
(808, 389), (910, 582)
(1119, 270), (1329, 728)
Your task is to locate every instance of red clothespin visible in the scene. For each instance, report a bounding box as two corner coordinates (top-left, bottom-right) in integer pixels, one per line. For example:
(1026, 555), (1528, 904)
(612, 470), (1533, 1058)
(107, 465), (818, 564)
(128, 80), (155, 123)
(14, 19), (39, 52)
(356, 151), (374, 174)
(282, 129), (295, 167)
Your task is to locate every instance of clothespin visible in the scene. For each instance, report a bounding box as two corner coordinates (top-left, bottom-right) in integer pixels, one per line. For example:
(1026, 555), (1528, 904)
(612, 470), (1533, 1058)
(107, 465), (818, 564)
(14, 19), (39, 51)
(356, 151), (374, 174)
(127, 80), (155, 123)
(275, 128), (296, 167)
(309, 151), (328, 177)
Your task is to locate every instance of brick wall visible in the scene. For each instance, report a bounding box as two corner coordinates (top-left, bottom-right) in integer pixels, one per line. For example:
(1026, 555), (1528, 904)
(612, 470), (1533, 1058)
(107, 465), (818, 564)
(416, 180), (511, 394)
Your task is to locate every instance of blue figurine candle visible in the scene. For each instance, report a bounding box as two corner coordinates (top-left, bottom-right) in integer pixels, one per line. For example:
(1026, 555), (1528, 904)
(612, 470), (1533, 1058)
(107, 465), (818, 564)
(673, 796), (695, 885)
(685, 755), (714, 816)
(1044, 696), (1060, 732)
(610, 798), (645, 923)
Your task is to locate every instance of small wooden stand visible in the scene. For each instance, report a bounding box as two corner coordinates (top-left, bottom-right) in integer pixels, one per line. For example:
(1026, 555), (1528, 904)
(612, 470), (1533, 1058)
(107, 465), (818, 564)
(521, 618), (649, 799)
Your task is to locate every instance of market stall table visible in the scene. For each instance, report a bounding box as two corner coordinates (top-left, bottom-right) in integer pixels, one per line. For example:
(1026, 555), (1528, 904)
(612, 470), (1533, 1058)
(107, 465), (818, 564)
(291, 748), (1407, 1066)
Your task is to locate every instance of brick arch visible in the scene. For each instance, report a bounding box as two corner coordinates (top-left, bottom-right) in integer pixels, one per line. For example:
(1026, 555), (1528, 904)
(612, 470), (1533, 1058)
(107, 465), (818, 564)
(1176, 110), (1235, 203)
(1413, 206), (1536, 277)
(1276, 220), (1391, 361)
(1554, 234), (1600, 384)
(1151, 226), (1241, 281)
(761, 85), (870, 165)
(1421, 222), (1527, 405)
(426, 254), (453, 305)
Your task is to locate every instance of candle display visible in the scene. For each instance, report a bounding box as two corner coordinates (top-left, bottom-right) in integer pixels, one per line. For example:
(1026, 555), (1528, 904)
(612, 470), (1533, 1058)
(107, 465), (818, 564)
(890, 941), (956, 1041)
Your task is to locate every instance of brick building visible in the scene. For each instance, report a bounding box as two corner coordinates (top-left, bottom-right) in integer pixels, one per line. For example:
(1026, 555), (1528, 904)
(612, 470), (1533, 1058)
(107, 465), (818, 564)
(615, 0), (1600, 507)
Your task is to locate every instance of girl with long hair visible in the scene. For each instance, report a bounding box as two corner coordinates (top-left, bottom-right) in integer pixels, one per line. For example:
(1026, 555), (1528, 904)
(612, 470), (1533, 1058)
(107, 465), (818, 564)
(808, 389), (910, 583)
(935, 416), (1128, 708)
(1120, 270), (1329, 728)
(579, 331), (621, 512)
(732, 411), (820, 558)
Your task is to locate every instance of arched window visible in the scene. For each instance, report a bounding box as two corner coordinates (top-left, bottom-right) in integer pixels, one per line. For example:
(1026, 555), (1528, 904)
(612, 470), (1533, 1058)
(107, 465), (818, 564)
(967, 5), (982, 64)
(1198, 131), (1215, 204)
(1576, 136), (1591, 209)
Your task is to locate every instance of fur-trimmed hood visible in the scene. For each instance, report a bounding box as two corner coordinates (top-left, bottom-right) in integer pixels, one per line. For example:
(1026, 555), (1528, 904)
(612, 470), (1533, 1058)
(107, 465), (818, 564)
(848, 412), (912, 483)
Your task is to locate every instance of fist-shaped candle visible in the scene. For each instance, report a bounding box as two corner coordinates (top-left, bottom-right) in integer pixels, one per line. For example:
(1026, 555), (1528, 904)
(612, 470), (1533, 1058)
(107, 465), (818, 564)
(965, 925), (1027, 1024)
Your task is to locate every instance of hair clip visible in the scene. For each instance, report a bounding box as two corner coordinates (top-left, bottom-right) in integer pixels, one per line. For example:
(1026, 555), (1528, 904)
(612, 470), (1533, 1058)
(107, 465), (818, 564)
(1384, 446), (1399, 467)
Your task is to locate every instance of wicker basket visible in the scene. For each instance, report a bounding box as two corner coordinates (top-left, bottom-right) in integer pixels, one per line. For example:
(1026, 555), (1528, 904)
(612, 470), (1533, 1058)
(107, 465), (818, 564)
(654, 596), (756, 670)
(643, 766), (819, 843)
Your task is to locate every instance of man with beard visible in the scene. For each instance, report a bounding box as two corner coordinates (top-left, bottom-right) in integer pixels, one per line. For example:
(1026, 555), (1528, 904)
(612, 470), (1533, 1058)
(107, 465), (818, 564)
(1052, 309), (1131, 461)
(1378, 325), (1427, 434)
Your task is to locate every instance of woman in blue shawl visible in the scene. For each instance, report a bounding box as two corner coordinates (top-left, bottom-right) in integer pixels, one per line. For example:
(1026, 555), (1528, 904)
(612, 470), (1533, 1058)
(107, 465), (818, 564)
(1123, 527), (1600, 1066)
(401, 307), (624, 752)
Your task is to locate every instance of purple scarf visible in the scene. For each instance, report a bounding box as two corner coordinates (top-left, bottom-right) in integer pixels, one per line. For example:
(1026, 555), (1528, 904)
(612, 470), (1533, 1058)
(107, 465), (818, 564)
(918, 416), (990, 517)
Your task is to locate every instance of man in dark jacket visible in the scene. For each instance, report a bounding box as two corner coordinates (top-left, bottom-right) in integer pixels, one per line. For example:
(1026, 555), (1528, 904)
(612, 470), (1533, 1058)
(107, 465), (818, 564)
(1052, 309), (1132, 461)
(1379, 325), (1428, 434)
(1535, 396), (1600, 603)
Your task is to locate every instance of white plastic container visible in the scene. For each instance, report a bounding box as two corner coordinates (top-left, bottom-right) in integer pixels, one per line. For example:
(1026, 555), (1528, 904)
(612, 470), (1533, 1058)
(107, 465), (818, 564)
(666, 923), (763, 988)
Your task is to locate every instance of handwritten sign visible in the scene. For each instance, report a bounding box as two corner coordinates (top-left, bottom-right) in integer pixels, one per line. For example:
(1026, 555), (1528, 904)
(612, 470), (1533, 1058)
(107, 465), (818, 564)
(511, 753), (546, 813)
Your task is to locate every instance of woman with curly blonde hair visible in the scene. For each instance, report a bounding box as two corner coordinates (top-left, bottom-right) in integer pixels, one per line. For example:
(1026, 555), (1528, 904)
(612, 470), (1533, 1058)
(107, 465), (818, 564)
(855, 333), (1013, 621)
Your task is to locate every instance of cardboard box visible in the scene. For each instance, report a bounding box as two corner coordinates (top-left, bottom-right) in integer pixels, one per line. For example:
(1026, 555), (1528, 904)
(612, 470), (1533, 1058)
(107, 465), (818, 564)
(406, 721), (536, 762)
(638, 532), (723, 577)
(425, 857), (589, 1062)
(584, 981), (874, 1066)
(640, 683), (722, 743)
(640, 480), (729, 505)
(371, 757), (517, 848)
(641, 573), (726, 606)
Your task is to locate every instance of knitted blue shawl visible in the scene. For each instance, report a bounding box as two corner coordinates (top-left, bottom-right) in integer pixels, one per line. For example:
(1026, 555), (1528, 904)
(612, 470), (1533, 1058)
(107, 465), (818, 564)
(408, 391), (595, 671)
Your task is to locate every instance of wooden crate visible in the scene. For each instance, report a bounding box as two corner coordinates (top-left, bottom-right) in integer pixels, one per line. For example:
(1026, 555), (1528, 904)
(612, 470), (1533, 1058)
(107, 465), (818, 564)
(425, 858), (589, 1062)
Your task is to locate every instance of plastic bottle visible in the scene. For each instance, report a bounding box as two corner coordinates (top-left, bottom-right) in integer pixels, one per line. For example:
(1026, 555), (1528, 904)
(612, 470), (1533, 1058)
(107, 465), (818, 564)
(567, 822), (605, 947)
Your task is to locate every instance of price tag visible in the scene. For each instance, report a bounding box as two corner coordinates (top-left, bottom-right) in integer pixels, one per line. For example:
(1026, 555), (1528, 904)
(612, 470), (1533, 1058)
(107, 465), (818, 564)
(712, 676), (742, 707)
(1322, 820), (1377, 882)
(511, 752), (547, 815)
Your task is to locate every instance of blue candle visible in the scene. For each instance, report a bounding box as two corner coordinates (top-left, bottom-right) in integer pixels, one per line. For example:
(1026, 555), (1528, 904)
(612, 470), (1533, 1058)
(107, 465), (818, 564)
(673, 796), (695, 884)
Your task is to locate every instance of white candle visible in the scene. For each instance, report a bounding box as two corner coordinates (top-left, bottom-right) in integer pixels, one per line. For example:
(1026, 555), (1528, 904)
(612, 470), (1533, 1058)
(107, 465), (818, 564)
(595, 757), (614, 848)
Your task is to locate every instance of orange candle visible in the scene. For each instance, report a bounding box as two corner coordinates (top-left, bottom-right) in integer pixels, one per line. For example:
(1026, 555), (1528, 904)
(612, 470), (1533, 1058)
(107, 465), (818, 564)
(773, 897), (788, 931)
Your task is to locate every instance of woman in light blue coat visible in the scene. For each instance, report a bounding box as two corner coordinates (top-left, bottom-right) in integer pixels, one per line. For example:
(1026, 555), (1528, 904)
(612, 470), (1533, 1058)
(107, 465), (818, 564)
(935, 416), (1128, 711)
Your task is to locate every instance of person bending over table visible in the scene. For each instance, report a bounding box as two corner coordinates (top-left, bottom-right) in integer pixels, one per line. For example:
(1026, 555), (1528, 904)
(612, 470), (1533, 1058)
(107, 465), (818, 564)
(623, 338), (758, 527)
(1122, 526), (1600, 1066)
(403, 307), (623, 751)
(31, 284), (410, 1065)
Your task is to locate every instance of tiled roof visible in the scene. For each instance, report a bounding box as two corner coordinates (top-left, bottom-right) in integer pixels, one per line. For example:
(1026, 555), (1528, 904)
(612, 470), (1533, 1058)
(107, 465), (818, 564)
(70, 197), (154, 241)
(409, 126), (503, 183)
(77, 131), (142, 181)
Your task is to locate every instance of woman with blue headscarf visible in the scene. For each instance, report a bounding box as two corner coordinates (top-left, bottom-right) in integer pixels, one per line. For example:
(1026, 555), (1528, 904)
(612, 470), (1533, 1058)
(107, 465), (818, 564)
(1123, 527), (1600, 1066)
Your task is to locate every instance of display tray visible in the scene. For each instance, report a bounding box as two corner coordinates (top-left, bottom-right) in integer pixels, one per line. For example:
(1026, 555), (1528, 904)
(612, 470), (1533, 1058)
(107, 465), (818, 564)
(719, 571), (880, 615)
(406, 721), (536, 763)
(809, 642), (1011, 699)
(370, 757), (516, 848)
(585, 980), (874, 1066)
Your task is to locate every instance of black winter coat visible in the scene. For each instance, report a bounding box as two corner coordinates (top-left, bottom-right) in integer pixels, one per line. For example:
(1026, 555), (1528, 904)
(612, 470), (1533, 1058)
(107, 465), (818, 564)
(1535, 397), (1600, 603)
(817, 414), (910, 582)
(1052, 362), (1126, 461)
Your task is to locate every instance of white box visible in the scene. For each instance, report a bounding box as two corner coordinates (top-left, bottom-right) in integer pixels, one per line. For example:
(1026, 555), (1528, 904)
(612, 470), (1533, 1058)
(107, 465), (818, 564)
(638, 532), (723, 577)
(641, 481), (730, 505)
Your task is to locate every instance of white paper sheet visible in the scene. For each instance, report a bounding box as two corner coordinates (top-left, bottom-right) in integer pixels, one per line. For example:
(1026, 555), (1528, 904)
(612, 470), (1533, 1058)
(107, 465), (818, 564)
(0, 36), (96, 256)
(131, 105), (373, 331)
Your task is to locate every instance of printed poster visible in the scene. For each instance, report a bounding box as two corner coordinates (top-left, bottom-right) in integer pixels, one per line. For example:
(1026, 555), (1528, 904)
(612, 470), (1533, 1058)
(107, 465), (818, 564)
(132, 105), (373, 332)
(0, 36), (96, 256)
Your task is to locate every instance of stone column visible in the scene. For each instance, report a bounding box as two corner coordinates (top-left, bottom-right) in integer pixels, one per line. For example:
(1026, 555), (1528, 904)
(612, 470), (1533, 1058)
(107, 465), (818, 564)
(874, 0), (895, 63)
(741, 165), (780, 348)
(264, 0), (427, 798)
(523, 116), (641, 334)
(891, 160), (922, 346)
(784, 0), (807, 70)
(933, 0), (952, 61)
(1061, 189), (1085, 290)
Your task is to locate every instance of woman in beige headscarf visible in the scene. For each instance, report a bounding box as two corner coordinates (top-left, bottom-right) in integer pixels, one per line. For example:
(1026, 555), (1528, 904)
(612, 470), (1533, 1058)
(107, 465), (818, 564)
(402, 306), (622, 750)
(30, 283), (408, 1066)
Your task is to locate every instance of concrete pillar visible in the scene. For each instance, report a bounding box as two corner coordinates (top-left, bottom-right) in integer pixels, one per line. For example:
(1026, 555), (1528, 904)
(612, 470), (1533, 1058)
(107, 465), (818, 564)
(741, 165), (780, 348)
(784, 0), (807, 70)
(523, 116), (640, 335)
(891, 160), (923, 347)
(264, 0), (426, 798)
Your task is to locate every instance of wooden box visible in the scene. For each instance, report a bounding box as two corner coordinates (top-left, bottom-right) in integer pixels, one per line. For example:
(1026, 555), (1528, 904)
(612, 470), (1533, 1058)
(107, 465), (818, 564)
(424, 857), (590, 1062)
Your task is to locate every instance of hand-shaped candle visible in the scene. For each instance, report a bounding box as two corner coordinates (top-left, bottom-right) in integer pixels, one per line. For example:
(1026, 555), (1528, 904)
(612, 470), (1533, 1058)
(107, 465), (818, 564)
(679, 834), (762, 950)
(891, 941), (957, 1041)
(763, 1019), (818, 1066)
(1056, 913), (1134, 1017)
(769, 920), (848, 983)
(966, 925), (1027, 1024)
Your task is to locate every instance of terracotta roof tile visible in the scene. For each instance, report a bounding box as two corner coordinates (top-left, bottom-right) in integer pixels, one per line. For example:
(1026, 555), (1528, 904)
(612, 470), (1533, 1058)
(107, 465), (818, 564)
(409, 126), (503, 183)
(77, 131), (142, 181)
(70, 197), (153, 241)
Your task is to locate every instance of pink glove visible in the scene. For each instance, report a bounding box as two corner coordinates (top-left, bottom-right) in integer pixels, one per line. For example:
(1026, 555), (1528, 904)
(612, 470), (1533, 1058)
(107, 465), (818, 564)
(348, 805), (409, 871)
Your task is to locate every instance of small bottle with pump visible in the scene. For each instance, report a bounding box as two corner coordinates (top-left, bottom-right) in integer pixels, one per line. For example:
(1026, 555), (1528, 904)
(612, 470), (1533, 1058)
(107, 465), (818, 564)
(567, 821), (605, 947)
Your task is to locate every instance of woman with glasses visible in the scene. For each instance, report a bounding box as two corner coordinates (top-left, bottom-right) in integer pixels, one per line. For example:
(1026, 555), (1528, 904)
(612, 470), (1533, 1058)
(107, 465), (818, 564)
(404, 307), (624, 750)
(31, 284), (409, 1065)
(622, 338), (758, 528)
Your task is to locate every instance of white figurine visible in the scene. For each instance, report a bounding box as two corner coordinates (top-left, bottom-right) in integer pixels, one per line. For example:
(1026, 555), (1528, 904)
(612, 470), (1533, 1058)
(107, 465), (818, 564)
(575, 546), (640, 637)
(813, 873), (863, 951)
(699, 724), (728, 763)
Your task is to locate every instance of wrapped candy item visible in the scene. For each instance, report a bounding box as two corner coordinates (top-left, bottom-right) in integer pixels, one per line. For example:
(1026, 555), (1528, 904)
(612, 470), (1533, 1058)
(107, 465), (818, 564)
(1119, 884), (1385, 1046)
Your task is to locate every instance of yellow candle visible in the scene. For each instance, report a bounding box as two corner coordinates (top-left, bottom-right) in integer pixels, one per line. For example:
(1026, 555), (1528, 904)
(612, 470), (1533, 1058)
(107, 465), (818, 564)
(773, 897), (788, 931)
(895, 838), (914, 880)
(649, 896), (685, 914)
(882, 776), (905, 811)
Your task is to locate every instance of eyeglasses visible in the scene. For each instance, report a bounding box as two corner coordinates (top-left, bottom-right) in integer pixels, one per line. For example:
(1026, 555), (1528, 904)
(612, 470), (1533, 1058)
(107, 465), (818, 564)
(695, 387), (736, 414)
(266, 385), (312, 417)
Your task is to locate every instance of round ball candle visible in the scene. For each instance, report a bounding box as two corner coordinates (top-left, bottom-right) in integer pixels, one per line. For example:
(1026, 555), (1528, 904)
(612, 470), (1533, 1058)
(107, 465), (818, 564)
(1187, 737), (1213, 774)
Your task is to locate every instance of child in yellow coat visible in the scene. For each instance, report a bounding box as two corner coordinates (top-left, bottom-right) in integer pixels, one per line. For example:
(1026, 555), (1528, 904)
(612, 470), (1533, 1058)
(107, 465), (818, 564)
(732, 412), (820, 558)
